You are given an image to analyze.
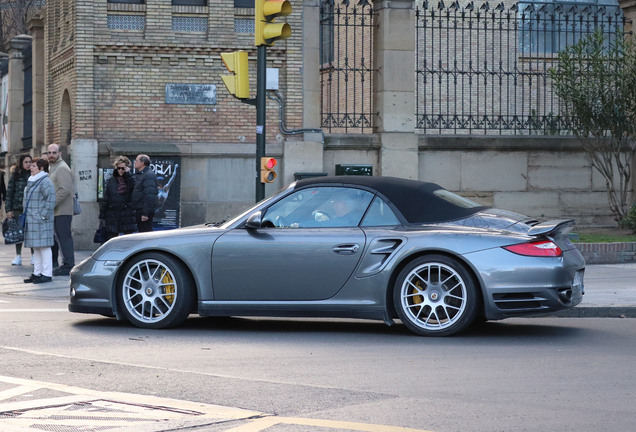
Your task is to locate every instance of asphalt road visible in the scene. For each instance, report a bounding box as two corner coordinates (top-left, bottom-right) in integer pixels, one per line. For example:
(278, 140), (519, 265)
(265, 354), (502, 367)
(1, 294), (635, 432)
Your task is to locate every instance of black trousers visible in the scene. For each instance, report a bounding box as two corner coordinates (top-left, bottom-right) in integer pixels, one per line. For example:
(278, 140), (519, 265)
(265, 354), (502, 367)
(52, 215), (75, 268)
(136, 210), (154, 232)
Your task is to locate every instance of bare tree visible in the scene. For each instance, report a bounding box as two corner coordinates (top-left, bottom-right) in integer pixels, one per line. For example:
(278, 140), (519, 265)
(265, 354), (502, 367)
(550, 31), (636, 224)
(0, 0), (40, 52)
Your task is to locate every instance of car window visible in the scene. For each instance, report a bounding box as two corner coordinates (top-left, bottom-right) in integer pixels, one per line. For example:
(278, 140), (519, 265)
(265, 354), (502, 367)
(361, 197), (400, 227)
(263, 187), (373, 228)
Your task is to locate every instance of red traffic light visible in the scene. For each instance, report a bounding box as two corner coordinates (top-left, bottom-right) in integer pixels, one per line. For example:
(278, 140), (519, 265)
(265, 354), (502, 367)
(264, 157), (277, 170)
(260, 157), (278, 183)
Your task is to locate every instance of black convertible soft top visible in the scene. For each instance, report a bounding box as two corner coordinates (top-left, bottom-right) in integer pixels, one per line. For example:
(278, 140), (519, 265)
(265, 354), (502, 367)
(294, 176), (488, 224)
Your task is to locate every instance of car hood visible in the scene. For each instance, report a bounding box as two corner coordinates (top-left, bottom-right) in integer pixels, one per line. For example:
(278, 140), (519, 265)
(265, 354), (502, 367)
(91, 225), (227, 261)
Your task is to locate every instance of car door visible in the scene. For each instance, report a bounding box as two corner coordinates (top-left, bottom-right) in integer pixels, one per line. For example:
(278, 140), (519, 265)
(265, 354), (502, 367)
(211, 187), (373, 301)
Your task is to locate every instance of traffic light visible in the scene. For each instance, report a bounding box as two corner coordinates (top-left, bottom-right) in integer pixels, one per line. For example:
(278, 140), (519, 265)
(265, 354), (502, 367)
(255, 0), (292, 47)
(260, 157), (278, 183)
(220, 50), (250, 99)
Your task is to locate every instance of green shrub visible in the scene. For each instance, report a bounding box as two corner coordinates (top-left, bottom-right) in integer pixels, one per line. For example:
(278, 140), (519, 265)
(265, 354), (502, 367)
(619, 203), (636, 233)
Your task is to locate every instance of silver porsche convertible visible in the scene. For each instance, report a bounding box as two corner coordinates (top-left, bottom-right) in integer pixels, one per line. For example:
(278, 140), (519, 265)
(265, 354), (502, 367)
(69, 176), (585, 336)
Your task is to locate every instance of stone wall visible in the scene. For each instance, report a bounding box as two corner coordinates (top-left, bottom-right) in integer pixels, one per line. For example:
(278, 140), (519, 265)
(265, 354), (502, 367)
(324, 134), (622, 227)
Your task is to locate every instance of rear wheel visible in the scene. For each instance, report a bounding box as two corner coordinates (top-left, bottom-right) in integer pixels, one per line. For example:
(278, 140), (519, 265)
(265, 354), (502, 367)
(393, 255), (478, 336)
(118, 253), (193, 329)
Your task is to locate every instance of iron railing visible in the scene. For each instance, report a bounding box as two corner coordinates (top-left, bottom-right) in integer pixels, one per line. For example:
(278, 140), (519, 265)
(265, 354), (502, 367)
(416, 0), (625, 135)
(320, 0), (375, 134)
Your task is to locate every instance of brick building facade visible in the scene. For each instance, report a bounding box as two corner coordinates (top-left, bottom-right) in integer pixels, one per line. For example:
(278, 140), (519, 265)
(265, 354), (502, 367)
(30, 0), (307, 248)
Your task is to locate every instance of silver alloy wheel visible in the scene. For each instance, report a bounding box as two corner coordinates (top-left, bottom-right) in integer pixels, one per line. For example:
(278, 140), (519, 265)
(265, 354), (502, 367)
(122, 258), (178, 324)
(400, 262), (467, 331)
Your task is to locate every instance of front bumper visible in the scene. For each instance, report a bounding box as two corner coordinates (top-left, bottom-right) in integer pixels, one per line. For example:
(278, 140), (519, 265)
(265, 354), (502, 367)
(68, 256), (119, 317)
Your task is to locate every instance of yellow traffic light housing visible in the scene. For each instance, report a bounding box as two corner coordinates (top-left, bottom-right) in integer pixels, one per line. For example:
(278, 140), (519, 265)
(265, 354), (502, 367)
(260, 157), (278, 183)
(255, 0), (292, 46)
(220, 50), (250, 99)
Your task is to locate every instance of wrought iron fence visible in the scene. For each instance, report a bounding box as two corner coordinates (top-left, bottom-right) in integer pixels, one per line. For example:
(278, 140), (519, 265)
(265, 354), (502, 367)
(416, 0), (625, 135)
(320, 0), (375, 134)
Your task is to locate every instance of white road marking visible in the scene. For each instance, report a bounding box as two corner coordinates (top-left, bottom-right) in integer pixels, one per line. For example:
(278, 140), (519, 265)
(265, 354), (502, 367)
(0, 309), (68, 312)
(0, 375), (436, 432)
(226, 416), (434, 432)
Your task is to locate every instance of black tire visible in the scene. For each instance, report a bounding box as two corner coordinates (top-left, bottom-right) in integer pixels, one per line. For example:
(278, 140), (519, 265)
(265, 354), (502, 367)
(393, 255), (479, 337)
(118, 252), (194, 329)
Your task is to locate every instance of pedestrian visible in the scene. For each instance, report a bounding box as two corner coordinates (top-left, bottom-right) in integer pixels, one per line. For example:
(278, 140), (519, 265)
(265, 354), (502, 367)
(131, 154), (158, 232)
(99, 156), (137, 241)
(0, 168), (6, 219)
(4, 154), (33, 266)
(47, 143), (75, 275)
(23, 158), (56, 284)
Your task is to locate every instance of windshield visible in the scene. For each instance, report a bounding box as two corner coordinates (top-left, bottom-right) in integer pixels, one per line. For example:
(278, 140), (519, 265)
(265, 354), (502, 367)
(217, 189), (289, 229)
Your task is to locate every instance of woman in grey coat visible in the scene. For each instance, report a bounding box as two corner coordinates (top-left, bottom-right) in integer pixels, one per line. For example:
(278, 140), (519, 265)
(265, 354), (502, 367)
(23, 158), (56, 284)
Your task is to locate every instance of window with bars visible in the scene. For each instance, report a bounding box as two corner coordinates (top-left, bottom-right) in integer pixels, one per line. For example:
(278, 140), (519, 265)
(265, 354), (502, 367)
(518, 0), (623, 54)
(235, 18), (254, 33)
(172, 0), (207, 5)
(172, 16), (208, 32)
(107, 14), (145, 30)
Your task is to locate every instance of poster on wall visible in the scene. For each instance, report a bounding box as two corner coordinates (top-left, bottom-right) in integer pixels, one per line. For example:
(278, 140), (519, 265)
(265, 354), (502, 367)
(150, 157), (181, 230)
(98, 156), (181, 231)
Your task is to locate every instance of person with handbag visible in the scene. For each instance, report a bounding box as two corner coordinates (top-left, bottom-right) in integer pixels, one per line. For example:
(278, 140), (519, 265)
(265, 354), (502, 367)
(23, 158), (56, 284)
(47, 144), (75, 276)
(4, 154), (33, 266)
(98, 156), (137, 242)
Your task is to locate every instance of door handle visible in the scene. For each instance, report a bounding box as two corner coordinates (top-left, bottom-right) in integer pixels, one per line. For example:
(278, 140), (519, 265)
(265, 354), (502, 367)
(332, 244), (360, 255)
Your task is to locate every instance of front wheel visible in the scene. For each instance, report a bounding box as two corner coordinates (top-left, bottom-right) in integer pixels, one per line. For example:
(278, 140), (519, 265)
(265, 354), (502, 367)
(393, 255), (479, 337)
(118, 253), (194, 329)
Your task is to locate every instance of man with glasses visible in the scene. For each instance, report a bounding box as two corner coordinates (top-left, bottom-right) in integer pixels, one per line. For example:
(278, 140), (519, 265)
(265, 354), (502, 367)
(47, 143), (75, 276)
(131, 154), (158, 232)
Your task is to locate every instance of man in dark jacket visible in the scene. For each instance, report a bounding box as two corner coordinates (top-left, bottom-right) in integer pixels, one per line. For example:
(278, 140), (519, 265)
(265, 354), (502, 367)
(132, 154), (158, 232)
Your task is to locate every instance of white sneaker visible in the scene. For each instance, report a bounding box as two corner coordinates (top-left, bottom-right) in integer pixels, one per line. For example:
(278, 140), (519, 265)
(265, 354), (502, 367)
(11, 256), (22, 266)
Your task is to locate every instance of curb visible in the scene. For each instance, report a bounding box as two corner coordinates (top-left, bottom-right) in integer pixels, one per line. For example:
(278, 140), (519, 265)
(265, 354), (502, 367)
(537, 306), (636, 318)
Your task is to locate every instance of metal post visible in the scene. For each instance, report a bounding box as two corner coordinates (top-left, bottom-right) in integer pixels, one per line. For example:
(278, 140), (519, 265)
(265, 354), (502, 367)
(255, 45), (267, 202)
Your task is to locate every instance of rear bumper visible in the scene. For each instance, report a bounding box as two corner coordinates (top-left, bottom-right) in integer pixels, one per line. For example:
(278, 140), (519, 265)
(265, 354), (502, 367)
(465, 247), (585, 320)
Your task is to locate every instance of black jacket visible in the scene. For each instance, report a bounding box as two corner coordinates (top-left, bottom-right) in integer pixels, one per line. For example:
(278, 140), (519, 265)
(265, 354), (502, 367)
(0, 170), (6, 208)
(99, 171), (136, 234)
(131, 166), (158, 217)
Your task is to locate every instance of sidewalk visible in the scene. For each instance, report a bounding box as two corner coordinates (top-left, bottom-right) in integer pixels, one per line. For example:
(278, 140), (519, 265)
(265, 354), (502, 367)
(0, 241), (635, 318)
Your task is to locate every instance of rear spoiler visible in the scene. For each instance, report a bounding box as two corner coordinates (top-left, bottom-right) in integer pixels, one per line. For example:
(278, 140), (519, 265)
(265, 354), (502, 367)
(527, 219), (575, 237)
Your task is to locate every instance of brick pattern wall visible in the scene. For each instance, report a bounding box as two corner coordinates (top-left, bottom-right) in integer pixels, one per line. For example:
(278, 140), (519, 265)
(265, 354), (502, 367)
(576, 243), (636, 264)
(45, 0), (304, 148)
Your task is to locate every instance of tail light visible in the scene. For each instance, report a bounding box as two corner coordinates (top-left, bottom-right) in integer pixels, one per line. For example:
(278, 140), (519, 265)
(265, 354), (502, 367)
(503, 240), (562, 257)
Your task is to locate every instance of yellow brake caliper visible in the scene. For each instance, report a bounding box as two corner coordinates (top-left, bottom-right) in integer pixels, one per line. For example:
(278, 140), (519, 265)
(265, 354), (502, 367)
(411, 279), (424, 307)
(161, 270), (175, 304)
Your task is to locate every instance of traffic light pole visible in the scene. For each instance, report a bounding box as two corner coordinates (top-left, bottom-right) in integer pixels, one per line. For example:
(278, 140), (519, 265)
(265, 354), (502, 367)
(255, 45), (266, 202)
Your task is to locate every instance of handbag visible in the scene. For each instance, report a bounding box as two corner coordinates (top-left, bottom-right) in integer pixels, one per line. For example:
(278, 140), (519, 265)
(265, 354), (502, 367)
(2, 218), (24, 245)
(93, 226), (106, 244)
(73, 193), (82, 215)
(18, 213), (26, 229)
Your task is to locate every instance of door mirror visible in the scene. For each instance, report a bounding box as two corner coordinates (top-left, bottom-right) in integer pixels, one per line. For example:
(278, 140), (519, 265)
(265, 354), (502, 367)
(245, 211), (263, 229)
